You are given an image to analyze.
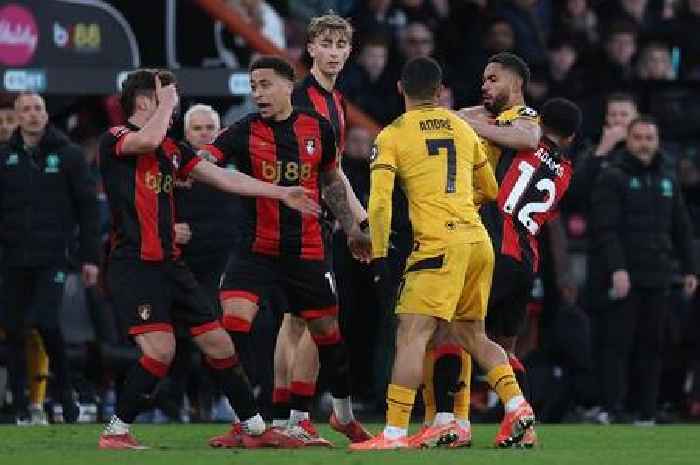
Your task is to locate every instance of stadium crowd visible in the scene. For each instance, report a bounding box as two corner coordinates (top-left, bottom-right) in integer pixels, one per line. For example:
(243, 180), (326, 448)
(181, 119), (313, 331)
(1, 0), (700, 437)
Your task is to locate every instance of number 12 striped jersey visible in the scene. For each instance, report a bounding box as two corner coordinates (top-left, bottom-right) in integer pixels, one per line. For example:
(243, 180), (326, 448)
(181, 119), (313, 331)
(481, 136), (572, 272)
(369, 106), (497, 259)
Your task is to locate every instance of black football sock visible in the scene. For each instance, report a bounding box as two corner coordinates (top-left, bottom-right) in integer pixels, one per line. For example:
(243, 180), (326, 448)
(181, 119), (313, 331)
(434, 352), (462, 415)
(115, 356), (169, 424)
(313, 330), (351, 400)
(205, 355), (258, 422)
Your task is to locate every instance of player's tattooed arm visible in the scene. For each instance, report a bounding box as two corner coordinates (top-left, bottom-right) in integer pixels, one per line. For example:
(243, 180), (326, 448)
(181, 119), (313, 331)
(321, 168), (356, 234)
(338, 166), (368, 222)
(322, 168), (372, 262)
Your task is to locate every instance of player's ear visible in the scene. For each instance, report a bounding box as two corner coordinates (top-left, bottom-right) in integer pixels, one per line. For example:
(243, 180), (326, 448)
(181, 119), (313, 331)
(135, 93), (151, 112)
(513, 75), (523, 95)
(307, 41), (316, 59)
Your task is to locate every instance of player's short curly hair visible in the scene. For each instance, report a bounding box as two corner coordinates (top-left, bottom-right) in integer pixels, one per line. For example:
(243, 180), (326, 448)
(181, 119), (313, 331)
(307, 12), (354, 43)
(488, 52), (530, 93)
(249, 55), (295, 82)
(120, 69), (177, 118)
(540, 98), (582, 139)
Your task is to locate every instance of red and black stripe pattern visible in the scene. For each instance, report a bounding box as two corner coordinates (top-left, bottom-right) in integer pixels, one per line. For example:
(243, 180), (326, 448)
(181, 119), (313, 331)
(99, 124), (202, 262)
(483, 138), (572, 272)
(202, 109), (337, 260)
(292, 74), (346, 154)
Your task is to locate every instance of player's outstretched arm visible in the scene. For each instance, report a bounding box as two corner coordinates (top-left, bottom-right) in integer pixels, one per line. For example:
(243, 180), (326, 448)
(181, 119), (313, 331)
(322, 168), (371, 262)
(190, 160), (321, 216)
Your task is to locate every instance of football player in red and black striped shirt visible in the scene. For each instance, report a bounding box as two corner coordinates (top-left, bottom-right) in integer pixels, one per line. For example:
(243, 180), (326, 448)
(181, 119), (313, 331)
(273, 14), (372, 444)
(482, 98), (579, 445)
(201, 56), (372, 448)
(484, 98), (578, 349)
(98, 69), (317, 450)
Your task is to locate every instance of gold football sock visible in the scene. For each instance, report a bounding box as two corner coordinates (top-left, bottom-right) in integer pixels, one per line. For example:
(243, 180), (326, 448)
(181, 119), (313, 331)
(486, 364), (522, 406)
(386, 384), (416, 430)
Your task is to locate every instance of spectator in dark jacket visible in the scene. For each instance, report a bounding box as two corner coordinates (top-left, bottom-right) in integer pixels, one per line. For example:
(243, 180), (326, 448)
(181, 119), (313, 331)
(0, 93), (99, 424)
(588, 116), (697, 424)
(567, 92), (638, 218)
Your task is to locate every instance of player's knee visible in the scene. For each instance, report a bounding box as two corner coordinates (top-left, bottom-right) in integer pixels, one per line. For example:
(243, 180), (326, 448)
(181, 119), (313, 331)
(220, 298), (258, 332)
(307, 317), (342, 346)
(280, 313), (307, 342)
(147, 344), (176, 365)
(396, 315), (436, 348)
(306, 315), (337, 336)
(195, 328), (235, 359)
(138, 331), (176, 364)
(452, 321), (483, 354)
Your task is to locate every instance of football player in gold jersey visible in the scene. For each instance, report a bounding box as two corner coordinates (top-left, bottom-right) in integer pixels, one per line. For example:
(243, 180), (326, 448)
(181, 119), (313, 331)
(460, 52), (540, 170)
(350, 56), (535, 451)
(422, 52), (541, 448)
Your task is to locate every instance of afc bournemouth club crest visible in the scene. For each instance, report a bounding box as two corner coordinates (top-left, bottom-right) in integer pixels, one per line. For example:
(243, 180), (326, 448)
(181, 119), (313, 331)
(305, 139), (316, 155)
(138, 304), (152, 321)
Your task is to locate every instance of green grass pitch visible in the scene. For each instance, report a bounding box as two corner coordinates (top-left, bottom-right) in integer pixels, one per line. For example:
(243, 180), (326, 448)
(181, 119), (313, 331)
(0, 423), (698, 465)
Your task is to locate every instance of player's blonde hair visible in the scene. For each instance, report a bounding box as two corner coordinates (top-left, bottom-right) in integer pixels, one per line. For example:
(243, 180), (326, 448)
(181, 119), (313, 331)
(307, 12), (354, 43)
(184, 104), (220, 131)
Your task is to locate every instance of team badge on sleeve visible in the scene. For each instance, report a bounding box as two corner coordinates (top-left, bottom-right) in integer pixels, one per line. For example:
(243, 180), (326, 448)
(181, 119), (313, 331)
(518, 106), (538, 118)
(109, 125), (130, 139)
(369, 144), (378, 163)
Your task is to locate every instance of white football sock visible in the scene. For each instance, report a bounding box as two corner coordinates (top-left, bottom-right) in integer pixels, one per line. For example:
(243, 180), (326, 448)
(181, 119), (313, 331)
(383, 425), (407, 439)
(242, 413), (265, 435)
(433, 412), (455, 426)
(505, 395), (525, 413)
(289, 409), (309, 426)
(332, 396), (355, 425)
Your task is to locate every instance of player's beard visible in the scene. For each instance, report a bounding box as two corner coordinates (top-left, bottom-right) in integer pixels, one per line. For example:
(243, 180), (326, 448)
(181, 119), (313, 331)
(484, 92), (509, 116)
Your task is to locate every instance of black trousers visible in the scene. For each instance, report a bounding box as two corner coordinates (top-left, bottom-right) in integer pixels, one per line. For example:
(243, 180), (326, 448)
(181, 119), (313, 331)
(595, 287), (669, 420)
(1, 266), (72, 414)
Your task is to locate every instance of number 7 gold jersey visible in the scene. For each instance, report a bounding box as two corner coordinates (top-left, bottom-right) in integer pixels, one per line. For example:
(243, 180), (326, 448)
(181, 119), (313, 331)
(369, 106), (497, 258)
(368, 105), (499, 322)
